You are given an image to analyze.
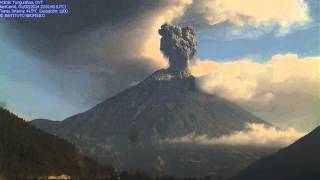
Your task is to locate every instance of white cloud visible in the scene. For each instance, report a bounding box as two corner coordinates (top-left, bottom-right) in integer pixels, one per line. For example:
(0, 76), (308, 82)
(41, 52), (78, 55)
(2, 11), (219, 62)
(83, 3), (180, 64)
(189, 0), (310, 31)
(165, 123), (305, 147)
(190, 54), (320, 131)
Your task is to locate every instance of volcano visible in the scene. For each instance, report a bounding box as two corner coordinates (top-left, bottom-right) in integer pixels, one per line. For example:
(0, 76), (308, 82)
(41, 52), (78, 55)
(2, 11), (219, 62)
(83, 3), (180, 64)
(32, 24), (271, 176)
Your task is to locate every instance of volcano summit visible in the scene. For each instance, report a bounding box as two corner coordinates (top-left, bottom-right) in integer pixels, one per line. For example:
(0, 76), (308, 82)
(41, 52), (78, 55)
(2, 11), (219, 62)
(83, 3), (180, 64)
(32, 24), (270, 176)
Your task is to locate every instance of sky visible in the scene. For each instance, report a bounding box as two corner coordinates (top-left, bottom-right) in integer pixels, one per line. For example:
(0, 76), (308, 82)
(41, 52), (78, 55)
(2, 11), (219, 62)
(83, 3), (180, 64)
(0, 0), (319, 131)
(194, 0), (319, 60)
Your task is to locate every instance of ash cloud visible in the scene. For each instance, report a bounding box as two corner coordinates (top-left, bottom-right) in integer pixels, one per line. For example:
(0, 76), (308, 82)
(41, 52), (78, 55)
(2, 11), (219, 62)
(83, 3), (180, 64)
(1, 0), (164, 105)
(1, 0), (193, 117)
(159, 23), (197, 72)
(4, 0), (158, 57)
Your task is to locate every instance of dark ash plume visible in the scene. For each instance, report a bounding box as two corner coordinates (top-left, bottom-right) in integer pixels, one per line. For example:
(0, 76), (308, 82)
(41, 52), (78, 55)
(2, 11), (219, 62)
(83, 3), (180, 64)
(159, 23), (197, 72)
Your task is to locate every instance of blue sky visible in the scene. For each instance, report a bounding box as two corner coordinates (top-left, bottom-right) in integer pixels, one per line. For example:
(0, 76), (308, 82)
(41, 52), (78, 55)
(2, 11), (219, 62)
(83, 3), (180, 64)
(197, 24), (319, 61)
(0, 26), (88, 120)
(196, 0), (320, 61)
(0, 0), (319, 121)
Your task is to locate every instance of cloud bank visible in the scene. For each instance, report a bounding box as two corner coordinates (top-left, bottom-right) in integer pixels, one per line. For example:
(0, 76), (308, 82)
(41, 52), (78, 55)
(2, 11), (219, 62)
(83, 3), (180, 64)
(181, 0), (311, 38)
(191, 54), (320, 131)
(189, 0), (309, 28)
(166, 123), (305, 147)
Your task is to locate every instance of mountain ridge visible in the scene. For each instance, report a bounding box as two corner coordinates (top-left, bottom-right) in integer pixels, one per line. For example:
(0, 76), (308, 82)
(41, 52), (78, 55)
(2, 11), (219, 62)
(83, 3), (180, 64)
(235, 126), (320, 180)
(0, 107), (110, 178)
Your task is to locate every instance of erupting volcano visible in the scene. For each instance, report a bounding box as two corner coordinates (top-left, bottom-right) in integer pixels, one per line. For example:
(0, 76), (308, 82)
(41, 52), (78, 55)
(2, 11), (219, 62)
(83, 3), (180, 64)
(32, 24), (270, 176)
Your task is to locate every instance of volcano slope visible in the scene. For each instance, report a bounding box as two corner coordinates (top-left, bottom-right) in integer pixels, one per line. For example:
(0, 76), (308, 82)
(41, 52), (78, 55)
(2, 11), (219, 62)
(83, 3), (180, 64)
(32, 24), (272, 177)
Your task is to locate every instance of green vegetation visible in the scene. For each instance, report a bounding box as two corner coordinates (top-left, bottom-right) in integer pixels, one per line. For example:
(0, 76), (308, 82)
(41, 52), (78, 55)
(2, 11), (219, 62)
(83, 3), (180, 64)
(0, 107), (112, 179)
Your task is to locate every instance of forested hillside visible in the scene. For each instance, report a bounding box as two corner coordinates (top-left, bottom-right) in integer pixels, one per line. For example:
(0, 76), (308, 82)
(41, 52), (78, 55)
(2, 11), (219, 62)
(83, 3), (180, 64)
(0, 108), (110, 178)
(236, 126), (320, 180)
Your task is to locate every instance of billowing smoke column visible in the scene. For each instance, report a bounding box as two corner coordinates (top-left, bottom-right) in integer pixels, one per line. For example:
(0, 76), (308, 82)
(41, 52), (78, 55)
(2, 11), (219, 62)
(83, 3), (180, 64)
(159, 23), (197, 73)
